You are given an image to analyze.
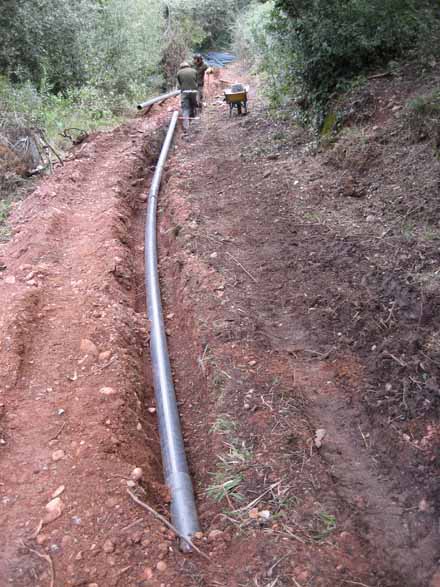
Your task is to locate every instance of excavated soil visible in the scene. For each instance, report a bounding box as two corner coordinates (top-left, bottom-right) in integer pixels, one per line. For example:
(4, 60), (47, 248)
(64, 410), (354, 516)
(0, 64), (439, 587)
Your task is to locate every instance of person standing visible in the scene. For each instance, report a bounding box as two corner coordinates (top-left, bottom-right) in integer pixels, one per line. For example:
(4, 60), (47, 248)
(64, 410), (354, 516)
(193, 54), (209, 108)
(176, 61), (198, 130)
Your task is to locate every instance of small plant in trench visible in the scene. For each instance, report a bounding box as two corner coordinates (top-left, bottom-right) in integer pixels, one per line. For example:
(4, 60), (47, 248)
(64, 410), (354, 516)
(311, 511), (337, 542)
(206, 472), (245, 504)
(303, 210), (321, 223)
(270, 493), (299, 522)
(210, 416), (237, 435)
(0, 198), (13, 241)
(407, 91), (440, 144)
(206, 439), (252, 505)
(212, 368), (227, 389)
(219, 441), (253, 467)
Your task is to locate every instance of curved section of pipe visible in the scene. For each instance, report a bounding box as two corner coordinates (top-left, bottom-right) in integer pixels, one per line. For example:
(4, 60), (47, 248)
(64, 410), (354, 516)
(137, 90), (180, 111)
(144, 111), (200, 548)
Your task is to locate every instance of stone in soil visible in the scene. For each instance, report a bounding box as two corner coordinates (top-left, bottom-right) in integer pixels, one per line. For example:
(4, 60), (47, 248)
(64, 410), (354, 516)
(103, 538), (115, 553)
(80, 339), (99, 356)
(52, 449), (66, 461)
(44, 497), (64, 524)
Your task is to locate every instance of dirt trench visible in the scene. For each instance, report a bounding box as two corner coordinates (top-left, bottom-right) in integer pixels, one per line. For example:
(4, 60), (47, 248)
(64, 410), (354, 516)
(0, 65), (439, 587)
(151, 69), (439, 587)
(0, 108), (175, 586)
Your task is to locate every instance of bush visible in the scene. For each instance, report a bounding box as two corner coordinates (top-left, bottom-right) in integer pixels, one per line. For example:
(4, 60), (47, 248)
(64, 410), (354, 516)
(0, 0), (90, 92)
(0, 76), (125, 155)
(406, 90), (440, 146)
(82, 0), (165, 98)
(255, 0), (440, 119)
(233, 1), (274, 70)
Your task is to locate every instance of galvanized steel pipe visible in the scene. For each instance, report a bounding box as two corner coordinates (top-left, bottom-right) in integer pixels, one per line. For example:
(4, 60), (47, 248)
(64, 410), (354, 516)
(144, 110), (200, 549)
(137, 90), (180, 111)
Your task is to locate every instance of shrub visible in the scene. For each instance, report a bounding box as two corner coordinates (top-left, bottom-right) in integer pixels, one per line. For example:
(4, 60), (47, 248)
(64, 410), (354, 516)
(0, 0), (90, 92)
(233, 1), (274, 70)
(256, 0), (440, 119)
(82, 0), (164, 98)
(406, 90), (440, 146)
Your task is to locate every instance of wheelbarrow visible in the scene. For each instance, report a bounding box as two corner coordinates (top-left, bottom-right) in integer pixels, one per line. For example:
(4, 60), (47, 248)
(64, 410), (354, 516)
(224, 84), (248, 117)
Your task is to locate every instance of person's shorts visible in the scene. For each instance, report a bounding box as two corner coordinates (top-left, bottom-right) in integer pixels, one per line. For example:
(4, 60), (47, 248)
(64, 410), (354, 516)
(181, 91), (198, 116)
(197, 86), (204, 103)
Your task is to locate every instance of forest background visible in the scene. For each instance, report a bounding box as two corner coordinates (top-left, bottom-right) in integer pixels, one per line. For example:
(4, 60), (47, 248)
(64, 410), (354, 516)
(1, 0), (440, 147)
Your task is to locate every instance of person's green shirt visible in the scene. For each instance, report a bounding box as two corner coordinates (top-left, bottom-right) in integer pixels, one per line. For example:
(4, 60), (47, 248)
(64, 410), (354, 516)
(177, 65), (198, 91)
(194, 61), (208, 87)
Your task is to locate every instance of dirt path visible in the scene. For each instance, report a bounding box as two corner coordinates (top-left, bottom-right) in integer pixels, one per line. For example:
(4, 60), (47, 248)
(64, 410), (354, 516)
(156, 68), (439, 586)
(0, 109), (175, 586)
(0, 65), (438, 587)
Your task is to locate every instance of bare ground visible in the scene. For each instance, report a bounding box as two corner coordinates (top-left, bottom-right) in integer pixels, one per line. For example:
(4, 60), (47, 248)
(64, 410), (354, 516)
(0, 65), (439, 587)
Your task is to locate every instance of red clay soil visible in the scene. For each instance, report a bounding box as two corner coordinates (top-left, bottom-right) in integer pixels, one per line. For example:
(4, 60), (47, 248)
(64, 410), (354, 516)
(0, 65), (439, 587)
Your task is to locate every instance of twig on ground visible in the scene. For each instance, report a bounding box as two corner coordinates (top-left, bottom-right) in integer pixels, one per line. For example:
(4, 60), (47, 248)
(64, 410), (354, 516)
(342, 580), (373, 587)
(281, 524), (306, 544)
(358, 425), (369, 449)
(384, 351), (407, 368)
(19, 540), (55, 587)
(198, 344), (209, 374)
(268, 555), (289, 577)
(121, 518), (144, 532)
(291, 577), (303, 587)
(226, 251), (258, 283)
(420, 351), (440, 368)
(49, 422), (66, 442)
(39, 130), (64, 166)
(231, 481), (282, 514)
(29, 519), (43, 540)
(368, 71), (392, 80)
(126, 489), (210, 561)
(303, 348), (332, 359)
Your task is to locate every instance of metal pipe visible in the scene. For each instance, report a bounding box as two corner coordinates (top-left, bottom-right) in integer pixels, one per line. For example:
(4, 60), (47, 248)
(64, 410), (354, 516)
(137, 90), (180, 111)
(144, 110), (200, 549)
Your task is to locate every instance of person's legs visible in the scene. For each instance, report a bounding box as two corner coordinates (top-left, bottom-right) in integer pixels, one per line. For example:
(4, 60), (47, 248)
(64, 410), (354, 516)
(190, 93), (198, 118)
(181, 94), (191, 130)
(197, 86), (204, 109)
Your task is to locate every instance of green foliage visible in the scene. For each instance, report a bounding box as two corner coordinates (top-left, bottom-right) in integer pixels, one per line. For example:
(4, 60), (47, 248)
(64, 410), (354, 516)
(241, 0), (440, 121)
(162, 0), (249, 82)
(0, 0), (167, 152)
(311, 511), (337, 541)
(168, 0), (244, 50)
(0, 0), (165, 98)
(406, 90), (440, 146)
(233, 1), (274, 69)
(83, 0), (165, 97)
(0, 197), (13, 241)
(206, 472), (244, 503)
(0, 0), (90, 92)
(0, 76), (123, 150)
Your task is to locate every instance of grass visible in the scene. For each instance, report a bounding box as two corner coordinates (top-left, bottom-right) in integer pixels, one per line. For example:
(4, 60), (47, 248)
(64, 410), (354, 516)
(219, 441), (252, 467)
(212, 369), (227, 389)
(210, 416), (237, 435)
(407, 91), (440, 144)
(311, 511), (337, 541)
(206, 439), (252, 505)
(0, 185), (32, 242)
(207, 408), (254, 505)
(303, 210), (321, 223)
(206, 472), (245, 504)
(0, 198), (12, 241)
(0, 75), (159, 156)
